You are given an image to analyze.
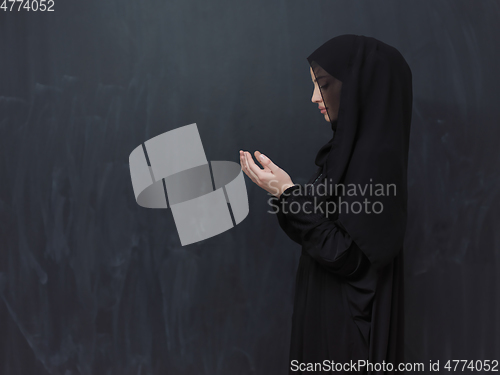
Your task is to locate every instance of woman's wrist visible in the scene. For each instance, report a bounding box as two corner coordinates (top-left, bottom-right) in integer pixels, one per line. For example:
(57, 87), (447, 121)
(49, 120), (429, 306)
(277, 183), (299, 199)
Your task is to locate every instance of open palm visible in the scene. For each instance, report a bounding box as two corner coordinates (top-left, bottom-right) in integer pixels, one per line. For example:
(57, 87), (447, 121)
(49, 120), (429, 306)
(239, 150), (295, 198)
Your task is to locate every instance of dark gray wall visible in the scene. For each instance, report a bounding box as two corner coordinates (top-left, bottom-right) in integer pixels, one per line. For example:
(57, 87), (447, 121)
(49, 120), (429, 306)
(1, 1), (499, 374)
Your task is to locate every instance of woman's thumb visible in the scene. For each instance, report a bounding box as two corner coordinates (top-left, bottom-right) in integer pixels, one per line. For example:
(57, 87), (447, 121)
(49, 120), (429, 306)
(258, 153), (277, 171)
(259, 153), (269, 162)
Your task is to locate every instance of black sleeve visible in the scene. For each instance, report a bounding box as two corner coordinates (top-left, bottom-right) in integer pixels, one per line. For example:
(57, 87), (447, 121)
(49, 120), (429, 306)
(270, 184), (370, 280)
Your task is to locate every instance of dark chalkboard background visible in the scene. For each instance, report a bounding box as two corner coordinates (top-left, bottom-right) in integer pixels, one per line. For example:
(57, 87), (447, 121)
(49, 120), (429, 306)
(1, 1), (499, 374)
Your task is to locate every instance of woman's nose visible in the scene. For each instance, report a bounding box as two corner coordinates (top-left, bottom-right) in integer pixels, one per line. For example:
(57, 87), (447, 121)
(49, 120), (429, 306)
(311, 87), (321, 103)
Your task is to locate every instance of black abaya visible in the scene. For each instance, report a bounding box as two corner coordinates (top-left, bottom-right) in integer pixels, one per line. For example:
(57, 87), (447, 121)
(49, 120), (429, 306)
(269, 34), (411, 374)
(270, 167), (404, 374)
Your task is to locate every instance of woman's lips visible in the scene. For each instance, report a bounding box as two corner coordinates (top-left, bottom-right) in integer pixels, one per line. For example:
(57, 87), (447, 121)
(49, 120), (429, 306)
(320, 109), (327, 114)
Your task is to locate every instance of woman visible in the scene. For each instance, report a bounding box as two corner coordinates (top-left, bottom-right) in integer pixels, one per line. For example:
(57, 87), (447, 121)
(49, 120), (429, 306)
(240, 34), (412, 374)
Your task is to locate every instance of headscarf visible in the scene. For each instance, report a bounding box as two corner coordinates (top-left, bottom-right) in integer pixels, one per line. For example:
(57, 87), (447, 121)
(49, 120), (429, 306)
(307, 34), (413, 270)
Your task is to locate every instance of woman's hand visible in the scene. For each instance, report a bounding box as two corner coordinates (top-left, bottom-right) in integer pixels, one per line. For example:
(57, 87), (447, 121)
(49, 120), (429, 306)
(239, 150), (295, 198)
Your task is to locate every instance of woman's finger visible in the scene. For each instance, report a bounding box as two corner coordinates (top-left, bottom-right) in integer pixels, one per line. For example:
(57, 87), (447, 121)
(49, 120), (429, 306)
(239, 151), (245, 171)
(241, 151), (252, 178)
(240, 150), (259, 184)
(254, 150), (272, 172)
(240, 150), (250, 177)
(256, 152), (279, 174)
(244, 152), (262, 183)
(245, 151), (266, 180)
(239, 150), (245, 169)
(240, 151), (252, 180)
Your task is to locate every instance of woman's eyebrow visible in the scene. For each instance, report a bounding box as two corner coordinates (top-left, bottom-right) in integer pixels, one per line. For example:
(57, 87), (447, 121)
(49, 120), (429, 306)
(312, 75), (327, 82)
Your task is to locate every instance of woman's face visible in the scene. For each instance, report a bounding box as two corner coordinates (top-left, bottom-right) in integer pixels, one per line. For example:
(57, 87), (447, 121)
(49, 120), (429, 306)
(310, 67), (330, 122)
(309, 66), (342, 124)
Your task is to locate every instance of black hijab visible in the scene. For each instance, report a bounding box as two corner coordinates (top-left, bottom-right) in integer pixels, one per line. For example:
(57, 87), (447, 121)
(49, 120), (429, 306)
(307, 35), (413, 270)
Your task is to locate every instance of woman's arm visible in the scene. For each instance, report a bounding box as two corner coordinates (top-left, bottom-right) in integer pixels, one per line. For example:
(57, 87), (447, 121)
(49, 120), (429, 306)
(270, 185), (370, 280)
(238, 150), (369, 279)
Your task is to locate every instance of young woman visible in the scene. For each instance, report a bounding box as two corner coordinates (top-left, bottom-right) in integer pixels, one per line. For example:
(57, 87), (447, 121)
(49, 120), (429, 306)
(240, 34), (412, 374)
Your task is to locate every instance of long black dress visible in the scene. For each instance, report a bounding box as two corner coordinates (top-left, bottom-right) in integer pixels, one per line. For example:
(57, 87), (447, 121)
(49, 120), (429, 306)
(270, 165), (404, 374)
(268, 34), (411, 374)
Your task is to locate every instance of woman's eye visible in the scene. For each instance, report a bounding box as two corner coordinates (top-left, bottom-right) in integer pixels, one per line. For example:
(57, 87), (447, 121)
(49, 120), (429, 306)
(319, 84), (328, 89)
